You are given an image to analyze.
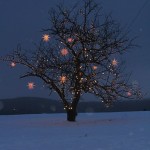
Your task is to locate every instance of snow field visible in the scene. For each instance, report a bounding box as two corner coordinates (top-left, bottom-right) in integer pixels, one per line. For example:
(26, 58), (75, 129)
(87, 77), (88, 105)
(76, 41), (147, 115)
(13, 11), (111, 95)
(0, 111), (150, 150)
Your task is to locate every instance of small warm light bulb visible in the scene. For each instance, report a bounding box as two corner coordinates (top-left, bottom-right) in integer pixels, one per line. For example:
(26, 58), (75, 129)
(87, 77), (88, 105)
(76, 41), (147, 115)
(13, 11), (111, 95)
(42, 34), (50, 42)
(27, 82), (35, 90)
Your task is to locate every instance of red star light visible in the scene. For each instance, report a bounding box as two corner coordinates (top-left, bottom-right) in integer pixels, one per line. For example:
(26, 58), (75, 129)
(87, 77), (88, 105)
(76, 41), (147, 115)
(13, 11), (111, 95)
(27, 82), (35, 90)
(67, 38), (74, 43)
(61, 48), (68, 56)
(127, 91), (132, 97)
(92, 65), (97, 70)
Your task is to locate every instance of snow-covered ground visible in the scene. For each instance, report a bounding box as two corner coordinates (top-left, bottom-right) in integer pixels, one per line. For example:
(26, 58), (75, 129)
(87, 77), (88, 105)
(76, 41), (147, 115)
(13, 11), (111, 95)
(0, 111), (150, 150)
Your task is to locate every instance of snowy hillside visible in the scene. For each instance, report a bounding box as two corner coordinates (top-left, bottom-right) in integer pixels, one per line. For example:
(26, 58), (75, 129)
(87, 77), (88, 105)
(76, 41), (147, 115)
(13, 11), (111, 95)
(0, 111), (150, 150)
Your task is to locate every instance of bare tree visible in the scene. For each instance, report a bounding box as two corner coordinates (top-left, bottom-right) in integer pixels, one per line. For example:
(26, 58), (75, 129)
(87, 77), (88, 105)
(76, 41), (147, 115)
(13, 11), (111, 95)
(1, 0), (142, 121)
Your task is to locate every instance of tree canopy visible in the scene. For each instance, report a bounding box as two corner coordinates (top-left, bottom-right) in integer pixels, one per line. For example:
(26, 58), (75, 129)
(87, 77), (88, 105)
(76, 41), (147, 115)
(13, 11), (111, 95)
(0, 0), (142, 121)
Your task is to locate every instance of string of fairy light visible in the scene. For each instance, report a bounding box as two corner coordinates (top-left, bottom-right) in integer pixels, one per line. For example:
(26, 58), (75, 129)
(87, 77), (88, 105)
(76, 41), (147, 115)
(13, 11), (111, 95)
(9, 33), (132, 98)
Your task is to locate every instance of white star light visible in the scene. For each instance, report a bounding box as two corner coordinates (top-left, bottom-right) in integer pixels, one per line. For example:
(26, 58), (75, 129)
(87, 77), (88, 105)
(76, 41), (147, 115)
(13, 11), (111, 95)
(10, 62), (16, 67)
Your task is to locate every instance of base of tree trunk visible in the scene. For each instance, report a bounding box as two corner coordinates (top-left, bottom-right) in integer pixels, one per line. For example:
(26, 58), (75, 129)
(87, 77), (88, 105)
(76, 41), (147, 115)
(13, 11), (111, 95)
(67, 109), (77, 122)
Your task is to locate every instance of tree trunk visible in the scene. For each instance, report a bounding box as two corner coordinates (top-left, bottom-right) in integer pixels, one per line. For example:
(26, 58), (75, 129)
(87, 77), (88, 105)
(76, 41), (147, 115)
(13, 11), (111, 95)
(67, 109), (77, 122)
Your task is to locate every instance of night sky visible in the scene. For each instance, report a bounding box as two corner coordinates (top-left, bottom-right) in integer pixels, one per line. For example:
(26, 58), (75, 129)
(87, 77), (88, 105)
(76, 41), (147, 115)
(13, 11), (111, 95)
(0, 0), (149, 100)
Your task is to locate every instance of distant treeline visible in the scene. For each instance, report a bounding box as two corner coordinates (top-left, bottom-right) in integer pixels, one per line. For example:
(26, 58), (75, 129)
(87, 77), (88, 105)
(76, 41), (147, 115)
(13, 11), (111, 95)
(0, 97), (150, 115)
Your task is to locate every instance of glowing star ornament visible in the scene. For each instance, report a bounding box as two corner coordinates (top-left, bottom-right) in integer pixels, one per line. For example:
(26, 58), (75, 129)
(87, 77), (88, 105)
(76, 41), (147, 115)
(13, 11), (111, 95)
(27, 82), (35, 90)
(67, 38), (74, 43)
(112, 59), (118, 66)
(127, 91), (132, 97)
(92, 65), (97, 70)
(10, 62), (16, 67)
(61, 48), (68, 56)
(42, 34), (50, 42)
(60, 75), (67, 83)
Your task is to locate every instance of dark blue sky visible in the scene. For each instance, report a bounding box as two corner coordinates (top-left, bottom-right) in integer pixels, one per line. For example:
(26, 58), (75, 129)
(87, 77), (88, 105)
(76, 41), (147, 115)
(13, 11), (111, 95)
(0, 0), (149, 100)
